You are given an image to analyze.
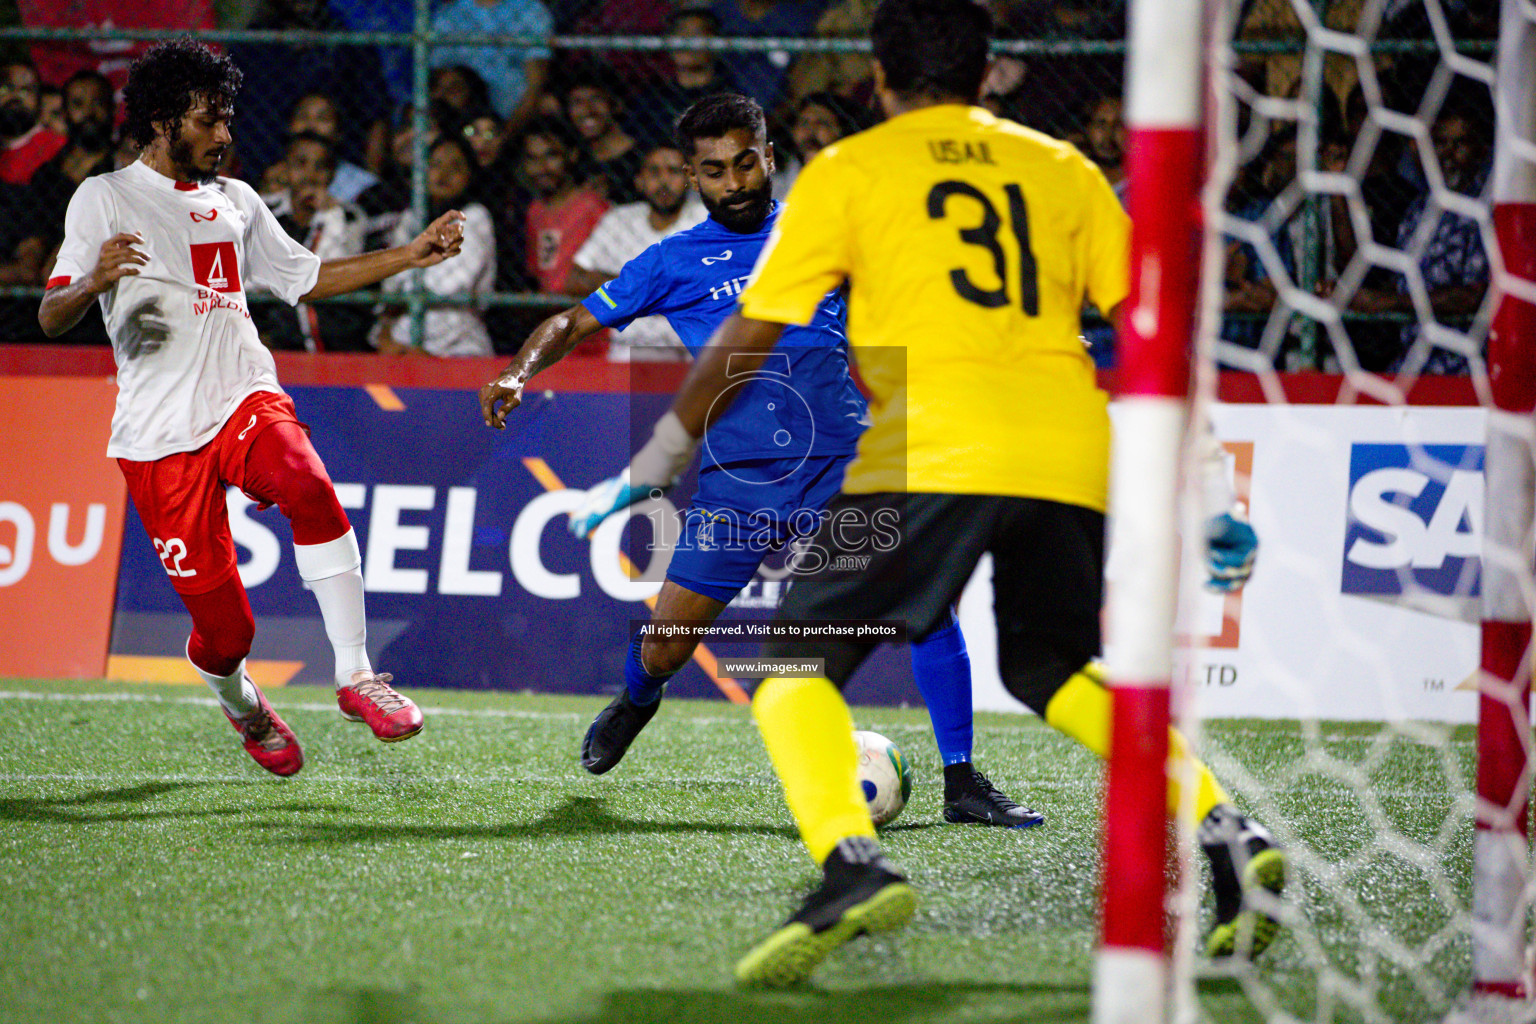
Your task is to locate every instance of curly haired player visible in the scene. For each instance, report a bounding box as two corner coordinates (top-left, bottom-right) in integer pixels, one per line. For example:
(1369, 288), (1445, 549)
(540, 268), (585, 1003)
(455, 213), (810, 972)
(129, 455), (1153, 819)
(40, 38), (466, 775)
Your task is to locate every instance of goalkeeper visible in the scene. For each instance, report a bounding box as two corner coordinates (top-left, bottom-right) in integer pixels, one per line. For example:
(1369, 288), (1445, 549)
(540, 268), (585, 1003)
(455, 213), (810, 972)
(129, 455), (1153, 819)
(616, 0), (1278, 987)
(480, 92), (1045, 828)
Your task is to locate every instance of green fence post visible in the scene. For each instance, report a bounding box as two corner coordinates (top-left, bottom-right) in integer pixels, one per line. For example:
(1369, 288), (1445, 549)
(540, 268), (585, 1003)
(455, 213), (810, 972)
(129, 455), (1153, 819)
(408, 0), (432, 352)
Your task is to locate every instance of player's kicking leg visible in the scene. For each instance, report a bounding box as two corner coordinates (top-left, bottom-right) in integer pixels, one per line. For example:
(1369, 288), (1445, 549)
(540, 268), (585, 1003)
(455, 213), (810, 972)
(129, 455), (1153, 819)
(581, 580), (726, 773)
(239, 415), (423, 742)
(184, 578), (304, 775)
(737, 492), (992, 986)
(736, 670), (917, 987)
(119, 441), (304, 776)
(583, 485), (793, 774)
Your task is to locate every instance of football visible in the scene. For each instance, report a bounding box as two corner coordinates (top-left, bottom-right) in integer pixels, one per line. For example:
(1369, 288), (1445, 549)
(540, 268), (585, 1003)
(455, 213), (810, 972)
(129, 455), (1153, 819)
(853, 730), (914, 827)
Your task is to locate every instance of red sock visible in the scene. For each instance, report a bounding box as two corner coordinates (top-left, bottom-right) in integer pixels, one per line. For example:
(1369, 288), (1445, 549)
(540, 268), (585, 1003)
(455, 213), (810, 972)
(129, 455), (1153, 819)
(182, 576), (256, 677)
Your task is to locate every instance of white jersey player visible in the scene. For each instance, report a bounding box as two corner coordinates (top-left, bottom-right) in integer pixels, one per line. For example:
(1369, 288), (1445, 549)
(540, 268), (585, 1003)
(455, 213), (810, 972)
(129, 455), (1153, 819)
(40, 38), (465, 775)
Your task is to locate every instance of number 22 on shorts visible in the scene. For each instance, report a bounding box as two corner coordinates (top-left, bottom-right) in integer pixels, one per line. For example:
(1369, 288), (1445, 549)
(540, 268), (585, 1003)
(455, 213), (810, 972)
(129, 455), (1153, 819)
(153, 537), (197, 578)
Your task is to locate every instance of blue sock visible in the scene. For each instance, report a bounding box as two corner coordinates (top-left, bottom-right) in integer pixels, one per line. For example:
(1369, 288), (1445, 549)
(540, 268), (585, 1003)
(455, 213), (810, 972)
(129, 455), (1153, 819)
(625, 631), (673, 706)
(910, 613), (973, 766)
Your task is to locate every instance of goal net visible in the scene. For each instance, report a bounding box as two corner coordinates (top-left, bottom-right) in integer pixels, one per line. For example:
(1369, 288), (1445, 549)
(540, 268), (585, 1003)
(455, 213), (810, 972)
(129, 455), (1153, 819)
(1125, 1), (1536, 1022)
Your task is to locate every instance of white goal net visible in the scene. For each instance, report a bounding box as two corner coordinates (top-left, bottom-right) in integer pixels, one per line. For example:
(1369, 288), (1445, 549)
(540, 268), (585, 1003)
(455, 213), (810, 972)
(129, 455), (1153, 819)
(1169, 1), (1536, 1021)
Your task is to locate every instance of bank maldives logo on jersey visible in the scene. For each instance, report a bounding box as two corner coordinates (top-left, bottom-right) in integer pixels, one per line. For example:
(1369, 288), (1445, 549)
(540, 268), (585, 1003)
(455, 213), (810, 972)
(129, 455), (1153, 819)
(190, 242), (241, 293)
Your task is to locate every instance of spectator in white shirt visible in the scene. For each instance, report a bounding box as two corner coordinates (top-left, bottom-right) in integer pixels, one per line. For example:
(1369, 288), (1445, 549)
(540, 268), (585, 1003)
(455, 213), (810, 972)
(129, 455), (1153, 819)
(374, 135), (497, 357)
(567, 142), (706, 361)
(266, 133), (366, 260)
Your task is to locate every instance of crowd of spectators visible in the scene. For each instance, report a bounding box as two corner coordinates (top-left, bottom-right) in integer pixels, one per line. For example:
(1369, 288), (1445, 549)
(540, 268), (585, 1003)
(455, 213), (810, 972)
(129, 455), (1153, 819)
(0, 0), (1501, 374)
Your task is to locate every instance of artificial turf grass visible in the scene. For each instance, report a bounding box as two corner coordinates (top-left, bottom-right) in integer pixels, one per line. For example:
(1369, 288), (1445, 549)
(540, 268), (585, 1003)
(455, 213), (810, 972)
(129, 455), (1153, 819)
(0, 680), (1477, 1024)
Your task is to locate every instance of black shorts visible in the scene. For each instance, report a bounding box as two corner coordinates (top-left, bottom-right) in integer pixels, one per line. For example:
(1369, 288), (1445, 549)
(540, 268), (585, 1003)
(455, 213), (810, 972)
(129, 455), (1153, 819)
(763, 491), (1104, 693)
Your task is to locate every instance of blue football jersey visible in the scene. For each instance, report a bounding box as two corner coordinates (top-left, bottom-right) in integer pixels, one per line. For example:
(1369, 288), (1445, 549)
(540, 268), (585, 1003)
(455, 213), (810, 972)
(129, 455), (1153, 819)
(580, 203), (869, 468)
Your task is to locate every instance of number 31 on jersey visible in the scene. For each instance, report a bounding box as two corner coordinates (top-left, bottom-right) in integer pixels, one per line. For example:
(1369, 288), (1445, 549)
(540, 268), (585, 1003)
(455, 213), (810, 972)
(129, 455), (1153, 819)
(927, 180), (1039, 316)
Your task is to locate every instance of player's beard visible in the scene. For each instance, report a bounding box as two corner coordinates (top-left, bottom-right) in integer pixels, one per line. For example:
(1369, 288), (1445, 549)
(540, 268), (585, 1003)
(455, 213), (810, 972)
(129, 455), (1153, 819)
(703, 179), (772, 233)
(170, 135), (222, 184)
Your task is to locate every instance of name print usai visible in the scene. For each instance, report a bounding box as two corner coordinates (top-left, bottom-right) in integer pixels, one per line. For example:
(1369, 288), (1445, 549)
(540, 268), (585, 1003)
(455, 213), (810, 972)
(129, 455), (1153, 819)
(928, 139), (995, 165)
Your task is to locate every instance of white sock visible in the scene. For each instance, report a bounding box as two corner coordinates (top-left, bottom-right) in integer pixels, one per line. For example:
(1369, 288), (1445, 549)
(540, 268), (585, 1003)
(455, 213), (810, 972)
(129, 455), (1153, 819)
(187, 642), (258, 717)
(294, 530), (371, 690)
(309, 567), (372, 688)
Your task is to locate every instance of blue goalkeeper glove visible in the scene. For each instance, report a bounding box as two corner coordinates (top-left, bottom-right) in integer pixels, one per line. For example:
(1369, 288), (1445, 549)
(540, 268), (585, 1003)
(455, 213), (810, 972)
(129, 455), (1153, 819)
(568, 469), (658, 539)
(1205, 511), (1258, 593)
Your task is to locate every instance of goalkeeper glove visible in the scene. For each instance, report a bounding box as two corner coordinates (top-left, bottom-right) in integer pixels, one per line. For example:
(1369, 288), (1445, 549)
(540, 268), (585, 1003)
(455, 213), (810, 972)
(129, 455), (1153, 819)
(1205, 511), (1258, 593)
(569, 411), (699, 539)
(568, 469), (657, 539)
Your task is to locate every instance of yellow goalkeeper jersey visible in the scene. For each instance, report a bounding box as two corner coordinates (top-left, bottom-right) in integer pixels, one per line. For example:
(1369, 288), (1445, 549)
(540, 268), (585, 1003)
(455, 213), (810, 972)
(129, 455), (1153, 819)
(739, 104), (1129, 510)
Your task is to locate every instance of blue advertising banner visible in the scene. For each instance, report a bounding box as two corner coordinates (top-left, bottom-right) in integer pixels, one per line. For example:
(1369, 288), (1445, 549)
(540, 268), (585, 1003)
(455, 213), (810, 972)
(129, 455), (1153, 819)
(109, 384), (922, 706)
(1341, 442), (1483, 602)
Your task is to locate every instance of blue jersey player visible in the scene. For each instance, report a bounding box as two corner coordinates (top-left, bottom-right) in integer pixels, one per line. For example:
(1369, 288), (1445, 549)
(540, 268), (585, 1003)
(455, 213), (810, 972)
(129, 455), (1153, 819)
(480, 94), (1038, 827)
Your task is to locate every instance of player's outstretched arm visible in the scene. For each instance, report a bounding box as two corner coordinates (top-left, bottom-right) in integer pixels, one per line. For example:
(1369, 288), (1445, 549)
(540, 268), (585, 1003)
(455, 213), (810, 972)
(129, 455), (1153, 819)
(38, 232), (148, 337)
(564, 313), (786, 540)
(1106, 298), (1259, 592)
(567, 410), (700, 538)
(478, 303), (604, 429)
(1197, 424), (1259, 593)
(298, 210), (466, 303)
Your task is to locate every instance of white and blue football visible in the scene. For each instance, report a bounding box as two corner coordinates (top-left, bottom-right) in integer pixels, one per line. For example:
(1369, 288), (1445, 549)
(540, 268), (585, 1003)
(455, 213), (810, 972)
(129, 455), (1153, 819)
(853, 729), (914, 827)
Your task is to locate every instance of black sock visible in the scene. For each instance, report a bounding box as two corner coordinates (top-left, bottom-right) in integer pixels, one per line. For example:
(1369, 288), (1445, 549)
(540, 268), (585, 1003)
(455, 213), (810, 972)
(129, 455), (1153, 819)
(942, 761), (977, 800)
(823, 835), (887, 880)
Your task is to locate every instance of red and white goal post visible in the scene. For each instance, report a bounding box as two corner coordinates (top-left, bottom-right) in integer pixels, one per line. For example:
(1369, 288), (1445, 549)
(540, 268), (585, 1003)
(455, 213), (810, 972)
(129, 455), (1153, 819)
(1471, 1), (1536, 1015)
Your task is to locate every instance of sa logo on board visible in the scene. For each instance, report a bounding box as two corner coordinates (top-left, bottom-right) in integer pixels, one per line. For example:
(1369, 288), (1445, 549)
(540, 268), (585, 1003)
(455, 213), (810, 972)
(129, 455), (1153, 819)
(1342, 443), (1482, 600)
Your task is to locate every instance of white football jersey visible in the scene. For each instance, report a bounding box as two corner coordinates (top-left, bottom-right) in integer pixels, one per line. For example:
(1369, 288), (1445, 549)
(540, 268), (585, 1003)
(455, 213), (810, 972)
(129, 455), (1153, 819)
(51, 160), (322, 461)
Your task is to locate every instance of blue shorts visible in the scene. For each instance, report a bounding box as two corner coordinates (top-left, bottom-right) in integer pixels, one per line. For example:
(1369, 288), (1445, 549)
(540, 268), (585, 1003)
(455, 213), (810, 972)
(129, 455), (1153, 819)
(665, 453), (854, 603)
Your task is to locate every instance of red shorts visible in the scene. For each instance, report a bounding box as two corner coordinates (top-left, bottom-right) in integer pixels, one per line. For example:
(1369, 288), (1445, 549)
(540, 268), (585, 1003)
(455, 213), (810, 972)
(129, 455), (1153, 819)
(118, 390), (305, 595)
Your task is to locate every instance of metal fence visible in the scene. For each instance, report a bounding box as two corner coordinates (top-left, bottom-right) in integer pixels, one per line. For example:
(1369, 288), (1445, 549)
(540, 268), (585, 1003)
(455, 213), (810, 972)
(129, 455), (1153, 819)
(0, 9), (1489, 369)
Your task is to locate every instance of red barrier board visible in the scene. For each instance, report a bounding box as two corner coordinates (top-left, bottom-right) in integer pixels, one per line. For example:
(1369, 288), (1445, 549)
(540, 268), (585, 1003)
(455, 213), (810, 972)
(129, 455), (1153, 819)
(0, 345), (1482, 406)
(0, 376), (127, 678)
